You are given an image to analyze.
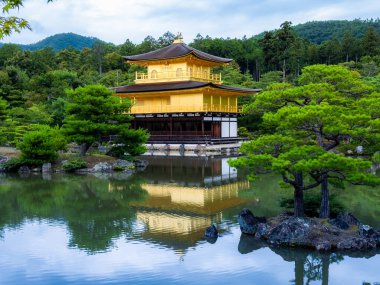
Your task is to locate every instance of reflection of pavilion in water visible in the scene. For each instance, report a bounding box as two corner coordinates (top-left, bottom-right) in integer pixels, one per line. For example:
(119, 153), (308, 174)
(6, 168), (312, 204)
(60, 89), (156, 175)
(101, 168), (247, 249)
(131, 156), (249, 254)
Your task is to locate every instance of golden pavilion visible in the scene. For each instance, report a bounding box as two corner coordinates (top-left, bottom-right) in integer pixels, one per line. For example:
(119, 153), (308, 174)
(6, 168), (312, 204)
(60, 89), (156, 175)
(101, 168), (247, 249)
(114, 35), (259, 143)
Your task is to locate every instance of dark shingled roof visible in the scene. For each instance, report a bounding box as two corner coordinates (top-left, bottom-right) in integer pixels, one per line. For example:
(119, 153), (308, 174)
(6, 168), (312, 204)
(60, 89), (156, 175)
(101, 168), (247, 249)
(113, 81), (259, 94)
(124, 42), (232, 64)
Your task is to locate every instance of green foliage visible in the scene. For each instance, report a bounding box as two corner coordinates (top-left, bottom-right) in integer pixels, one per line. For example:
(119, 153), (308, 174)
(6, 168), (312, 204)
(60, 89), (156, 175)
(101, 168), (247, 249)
(373, 152), (380, 164)
(234, 64), (380, 217)
(21, 33), (101, 52)
(0, 0), (53, 39)
(62, 85), (148, 156)
(109, 128), (149, 157)
(1, 157), (27, 171)
(62, 157), (87, 172)
(293, 19), (380, 44)
(112, 165), (123, 171)
(17, 125), (66, 164)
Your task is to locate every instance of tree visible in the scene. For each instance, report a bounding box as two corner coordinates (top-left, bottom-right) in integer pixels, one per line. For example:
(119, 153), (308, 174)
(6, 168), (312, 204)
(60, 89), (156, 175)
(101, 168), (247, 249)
(62, 85), (148, 156)
(0, 0), (53, 39)
(17, 125), (66, 164)
(361, 27), (380, 57)
(233, 65), (380, 218)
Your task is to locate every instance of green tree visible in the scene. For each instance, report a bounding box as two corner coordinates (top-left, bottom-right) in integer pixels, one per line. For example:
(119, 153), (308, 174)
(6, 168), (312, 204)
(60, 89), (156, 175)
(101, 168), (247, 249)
(62, 85), (148, 156)
(233, 65), (380, 218)
(361, 27), (380, 57)
(17, 125), (66, 164)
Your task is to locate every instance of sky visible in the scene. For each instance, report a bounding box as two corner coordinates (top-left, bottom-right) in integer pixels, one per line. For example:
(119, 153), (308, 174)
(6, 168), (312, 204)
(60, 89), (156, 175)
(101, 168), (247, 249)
(3, 0), (380, 45)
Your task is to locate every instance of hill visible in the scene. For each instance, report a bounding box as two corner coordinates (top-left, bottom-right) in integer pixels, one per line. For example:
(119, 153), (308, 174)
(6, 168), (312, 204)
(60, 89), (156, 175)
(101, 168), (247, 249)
(18, 33), (101, 51)
(293, 19), (380, 44)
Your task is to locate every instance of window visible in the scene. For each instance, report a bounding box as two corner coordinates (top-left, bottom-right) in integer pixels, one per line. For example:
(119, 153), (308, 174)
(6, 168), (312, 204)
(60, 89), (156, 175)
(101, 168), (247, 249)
(151, 70), (158, 79)
(176, 68), (183, 78)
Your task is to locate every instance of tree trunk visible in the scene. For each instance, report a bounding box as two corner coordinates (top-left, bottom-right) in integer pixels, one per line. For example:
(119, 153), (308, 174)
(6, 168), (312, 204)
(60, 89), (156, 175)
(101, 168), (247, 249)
(79, 142), (90, 156)
(294, 172), (304, 217)
(294, 256), (304, 285)
(282, 59), (286, 82)
(321, 255), (330, 285)
(319, 173), (330, 218)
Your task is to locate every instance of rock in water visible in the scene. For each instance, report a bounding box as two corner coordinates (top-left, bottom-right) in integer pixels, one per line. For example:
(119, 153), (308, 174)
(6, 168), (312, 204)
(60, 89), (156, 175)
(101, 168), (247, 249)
(237, 208), (266, 235)
(42, 163), (52, 173)
(204, 224), (218, 238)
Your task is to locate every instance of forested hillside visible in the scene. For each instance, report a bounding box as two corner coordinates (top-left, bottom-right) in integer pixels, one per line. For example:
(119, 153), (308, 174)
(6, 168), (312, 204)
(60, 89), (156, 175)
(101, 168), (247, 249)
(19, 33), (101, 51)
(293, 19), (380, 44)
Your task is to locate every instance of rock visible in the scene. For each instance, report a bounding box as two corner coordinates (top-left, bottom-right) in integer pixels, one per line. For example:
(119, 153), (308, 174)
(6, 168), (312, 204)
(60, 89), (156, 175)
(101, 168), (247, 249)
(356, 145), (364, 154)
(267, 217), (313, 247)
(359, 224), (380, 245)
(237, 208), (266, 235)
(331, 212), (360, 230)
(92, 162), (113, 172)
(0, 155), (9, 164)
(32, 167), (41, 172)
(18, 165), (30, 174)
(134, 159), (148, 169)
(337, 237), (376, 250)
(314, 240), (332, 251)
(42, 163), (52, 173)
(204, 224), (218, 238)
(255, 223), (269, 239)
(113, 159), (133, 168)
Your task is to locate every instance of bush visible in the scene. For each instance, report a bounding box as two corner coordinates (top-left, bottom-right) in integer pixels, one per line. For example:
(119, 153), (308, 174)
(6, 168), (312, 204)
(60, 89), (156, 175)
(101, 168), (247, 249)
(1, 157), (56, 172)
(17, 125), (66, 164)
(112, 165), (124, 171)
(1, 158), (28, 172)
(372, 151), (380, 164)
(62, 158), (87, 172)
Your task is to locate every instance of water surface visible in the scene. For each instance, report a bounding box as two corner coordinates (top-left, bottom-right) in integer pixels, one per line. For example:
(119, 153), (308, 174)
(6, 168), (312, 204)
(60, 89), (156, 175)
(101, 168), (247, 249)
(0, 156), (379, 284)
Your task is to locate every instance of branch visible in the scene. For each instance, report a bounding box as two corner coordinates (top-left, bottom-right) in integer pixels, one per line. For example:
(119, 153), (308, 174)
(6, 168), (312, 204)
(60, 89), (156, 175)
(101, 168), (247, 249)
(282, 173), (296, 187)
(302, 180), (322, 191)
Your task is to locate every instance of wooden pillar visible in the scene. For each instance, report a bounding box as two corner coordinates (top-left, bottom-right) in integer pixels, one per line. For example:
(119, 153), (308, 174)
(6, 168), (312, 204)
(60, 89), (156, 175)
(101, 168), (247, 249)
(201, 120), (205, 135)
(170, 116), (173, 137)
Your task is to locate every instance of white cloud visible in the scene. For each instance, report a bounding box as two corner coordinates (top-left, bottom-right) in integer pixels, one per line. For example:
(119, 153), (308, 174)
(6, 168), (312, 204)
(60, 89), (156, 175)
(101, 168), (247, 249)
(2, 0), (380, 44)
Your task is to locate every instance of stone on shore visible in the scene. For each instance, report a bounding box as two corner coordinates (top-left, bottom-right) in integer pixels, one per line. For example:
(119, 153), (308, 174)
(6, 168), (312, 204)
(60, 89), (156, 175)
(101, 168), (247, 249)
(237, 208), (266, 235)
(238, 209), (380, 252)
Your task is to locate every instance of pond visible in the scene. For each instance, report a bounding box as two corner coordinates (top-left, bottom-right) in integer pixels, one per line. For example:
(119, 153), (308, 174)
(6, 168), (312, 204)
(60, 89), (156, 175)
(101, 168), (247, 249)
(0, 156), (379, 285)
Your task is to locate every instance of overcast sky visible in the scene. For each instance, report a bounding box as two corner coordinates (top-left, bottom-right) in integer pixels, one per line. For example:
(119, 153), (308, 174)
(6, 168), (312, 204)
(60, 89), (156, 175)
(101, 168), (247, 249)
(3, 0), (380, 45)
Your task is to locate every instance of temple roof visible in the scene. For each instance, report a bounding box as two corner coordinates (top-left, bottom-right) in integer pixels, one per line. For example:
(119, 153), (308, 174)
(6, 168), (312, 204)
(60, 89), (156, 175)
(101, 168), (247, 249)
(124, 42), (232, 64)
(113, 81), (259, 94)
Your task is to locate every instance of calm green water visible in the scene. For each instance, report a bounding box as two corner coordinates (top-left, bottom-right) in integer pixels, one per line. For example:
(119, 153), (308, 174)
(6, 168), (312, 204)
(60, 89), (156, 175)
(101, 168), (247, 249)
(0, 156), (379, 285)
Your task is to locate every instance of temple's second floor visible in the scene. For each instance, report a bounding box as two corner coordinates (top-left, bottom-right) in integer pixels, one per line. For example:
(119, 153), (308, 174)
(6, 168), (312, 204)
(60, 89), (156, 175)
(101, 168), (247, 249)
(124, 40), (232, 84)
(135, 61), (222, 84)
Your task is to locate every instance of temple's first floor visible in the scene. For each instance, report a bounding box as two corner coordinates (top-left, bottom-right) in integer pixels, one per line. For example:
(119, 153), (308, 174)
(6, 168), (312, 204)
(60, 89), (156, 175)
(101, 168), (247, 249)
(132, 113), (239, 144)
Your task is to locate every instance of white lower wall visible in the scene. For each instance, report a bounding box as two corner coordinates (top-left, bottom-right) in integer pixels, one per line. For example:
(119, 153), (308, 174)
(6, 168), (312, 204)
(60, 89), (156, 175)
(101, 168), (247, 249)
(221, 122), (230, 137)
(230, 122), (237, 137)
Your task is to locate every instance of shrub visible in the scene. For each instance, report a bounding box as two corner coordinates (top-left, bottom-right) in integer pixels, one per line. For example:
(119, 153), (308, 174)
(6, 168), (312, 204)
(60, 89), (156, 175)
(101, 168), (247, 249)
(112, 165), (124, 171)
(372, 151), (380, 164)
(17, 125), (66, 164)
(62, 158), (87, 172)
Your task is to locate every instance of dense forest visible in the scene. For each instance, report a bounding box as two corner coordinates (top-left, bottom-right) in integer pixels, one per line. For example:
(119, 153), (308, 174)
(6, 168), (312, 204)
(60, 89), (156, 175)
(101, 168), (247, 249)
(0, 20), (379, 161)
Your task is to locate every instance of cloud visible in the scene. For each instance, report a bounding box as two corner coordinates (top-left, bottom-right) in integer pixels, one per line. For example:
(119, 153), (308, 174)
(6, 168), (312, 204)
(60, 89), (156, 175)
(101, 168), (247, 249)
(2, 0), (380, 44)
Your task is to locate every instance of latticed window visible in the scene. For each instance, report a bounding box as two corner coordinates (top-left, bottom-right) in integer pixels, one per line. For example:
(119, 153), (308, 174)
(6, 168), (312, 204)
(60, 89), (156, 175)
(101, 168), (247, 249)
(176, 68), (183, 78)
(151, 70), (158, 79)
